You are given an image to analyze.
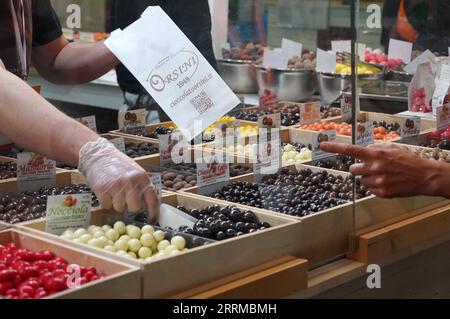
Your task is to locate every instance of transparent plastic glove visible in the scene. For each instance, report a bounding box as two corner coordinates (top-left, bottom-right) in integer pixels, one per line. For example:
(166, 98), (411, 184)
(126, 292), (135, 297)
(78, 138), (159, 219)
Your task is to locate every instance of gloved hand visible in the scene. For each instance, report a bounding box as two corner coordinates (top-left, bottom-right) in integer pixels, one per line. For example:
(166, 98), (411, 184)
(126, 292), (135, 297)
(78, 138), (159, 219)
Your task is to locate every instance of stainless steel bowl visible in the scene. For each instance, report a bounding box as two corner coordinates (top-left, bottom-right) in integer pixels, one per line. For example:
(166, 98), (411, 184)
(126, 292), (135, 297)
(217, 59), (258, 94)
(317, 72), (351, 105)
(255, 66), (317, 102)
(317, 72), (385, 105)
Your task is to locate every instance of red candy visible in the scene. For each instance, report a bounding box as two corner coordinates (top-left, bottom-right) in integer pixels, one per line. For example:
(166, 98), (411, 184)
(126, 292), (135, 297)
(0, 244), (102, 299)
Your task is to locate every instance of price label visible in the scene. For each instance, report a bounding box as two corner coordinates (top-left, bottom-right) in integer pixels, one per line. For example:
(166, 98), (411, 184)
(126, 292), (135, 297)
(341, 96), (352, 122)
(45, 194), (92, 235)
(300, 102), (321, 125)
(436, 105), (450, 131)
(196, 153), (230, 188)
(258, 113), (281, 129)
(159, 132), (189, 165)
(150, 174), (162, 199)
(76, 116), (97, 132)
(400, 116), (421, 138)
(311, 130), (337, 161)
(118, 109), (147, 135)
(356, 122), (374, 147)
(254, 138), (281, 176)
(432, 61), (450, 115)
(109, 137), (126, 153)
(17, 152), (56, 192)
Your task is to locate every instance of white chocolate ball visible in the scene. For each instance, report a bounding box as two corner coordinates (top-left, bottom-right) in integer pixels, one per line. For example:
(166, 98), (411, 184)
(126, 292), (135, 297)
(101, 225), (112, 232)
(73, 228), (87, 238)
(93, 230), (105, 239)
(141, 225), (155, 235)
(127, 251), (137, 259)
(97, 236), (108, 248)
(79, 234), (93, 244)
(128, 238), (142, 253)
(157, 240), (170, 252)
(153, 230), (165, 242)
(138, 247), (152, 259)
(119, 235), (130, 242)
(171, 236), (186, 251)
(88, 225), (100, 234)
(87, 238), (102, 248)
(106, 229), (120, 241)
(127, 226), (141, 239)
(114, 221), (127, 235)
(164, 245), (178, 254)
(114, 239), (129, 252)
(140, 233), (155, 248)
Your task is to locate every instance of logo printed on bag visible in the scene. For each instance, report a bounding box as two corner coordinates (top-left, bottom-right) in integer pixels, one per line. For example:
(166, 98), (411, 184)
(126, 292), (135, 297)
(147, 50), (199, 92)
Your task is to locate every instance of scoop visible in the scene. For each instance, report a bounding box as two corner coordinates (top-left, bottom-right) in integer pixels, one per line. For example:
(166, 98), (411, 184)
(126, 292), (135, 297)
(157, 204), (197, 230)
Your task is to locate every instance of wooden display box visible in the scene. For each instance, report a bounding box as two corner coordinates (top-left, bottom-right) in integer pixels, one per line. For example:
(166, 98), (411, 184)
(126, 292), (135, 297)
(291, 111), (433, 143)
(0, 229), (141, 299)
(17, 193), (304, 299)
(0, 171), (87, 194)
(181, 163), (449, 267)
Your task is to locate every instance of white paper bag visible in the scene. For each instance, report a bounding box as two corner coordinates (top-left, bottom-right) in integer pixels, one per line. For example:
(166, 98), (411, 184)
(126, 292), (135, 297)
(105, 6), (240, 138)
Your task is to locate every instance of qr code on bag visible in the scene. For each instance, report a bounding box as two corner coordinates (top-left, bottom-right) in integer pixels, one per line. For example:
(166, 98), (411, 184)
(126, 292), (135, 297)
(190, 91), (214, 114)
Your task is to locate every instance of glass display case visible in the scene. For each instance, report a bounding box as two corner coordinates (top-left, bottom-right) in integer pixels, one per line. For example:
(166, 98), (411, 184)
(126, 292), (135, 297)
(1, 0), (450, 299)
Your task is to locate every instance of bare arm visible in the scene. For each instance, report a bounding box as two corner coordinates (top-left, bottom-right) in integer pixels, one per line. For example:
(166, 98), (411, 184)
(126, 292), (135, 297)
(320, 142), (450, 199)
(31, 36), (119, 85)
(0, 66), (158, 217)
(0, 66), (98, 165)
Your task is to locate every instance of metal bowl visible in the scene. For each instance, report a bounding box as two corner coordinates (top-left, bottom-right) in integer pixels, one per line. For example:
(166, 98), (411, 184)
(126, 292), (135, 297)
(317, 72), (351, 105)
(317, 72), (385, 105)
(217, 59), (258, 94)
(255, 66), (317, 102)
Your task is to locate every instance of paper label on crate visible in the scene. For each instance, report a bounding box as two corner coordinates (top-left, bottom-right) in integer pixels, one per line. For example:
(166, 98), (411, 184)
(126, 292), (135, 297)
(45, 194), (92, 235)
(254, 134), (281, 176)
(404, 50), (437, 75)
(158, 132), (189, 165)
(118, 109), (147, 135)
(258, 113), (281, 129)
(436, 105), (450, 130)
(331, 40), (351, 54)
(282, 38), (302, 60)
(432, 61), (450, 114)
(400, 116), (421, 139)
(311, 130), (337, 161)
(196, 153), (230, 188)
(17, 153), (56, 192)
(356, 122), (374, 147)
(316, 49), (336, 73)
(109, 137), (126, 153)
(105, 6), (240, 139)
(341, 95), (352, 122)
(150, 174), (162, 199)
(388, 39), (413, 64)
(75, 116), (97, 132)
(299, 102), (321, 125)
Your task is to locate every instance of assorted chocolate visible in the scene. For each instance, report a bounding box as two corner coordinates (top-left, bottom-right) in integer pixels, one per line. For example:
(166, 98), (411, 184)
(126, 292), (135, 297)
(313, 155), (354, 172)
(287, 50), (317, 70)
(222, 42), (265, 63)
(210, 168), (370, 217)
(159, 163), (252, 191)
(0, 162), (16, 180)
(0, 184), (98, 224)
(176, 205), (271, 240)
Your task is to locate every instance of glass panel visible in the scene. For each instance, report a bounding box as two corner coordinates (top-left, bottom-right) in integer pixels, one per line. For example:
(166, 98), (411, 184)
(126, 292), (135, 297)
(353, 0), (450, 251)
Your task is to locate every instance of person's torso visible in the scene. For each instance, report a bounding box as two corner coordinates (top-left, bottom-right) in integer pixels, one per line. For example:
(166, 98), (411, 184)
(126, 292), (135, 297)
(0, 0), (32, 79)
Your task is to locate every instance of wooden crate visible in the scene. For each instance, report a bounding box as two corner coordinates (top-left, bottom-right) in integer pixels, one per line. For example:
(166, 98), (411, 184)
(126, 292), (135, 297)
(181, 163), (449, 267)
(0, 229), (141, 299)
(290, 111), (434, 143)
(17, 193), (304, 299)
